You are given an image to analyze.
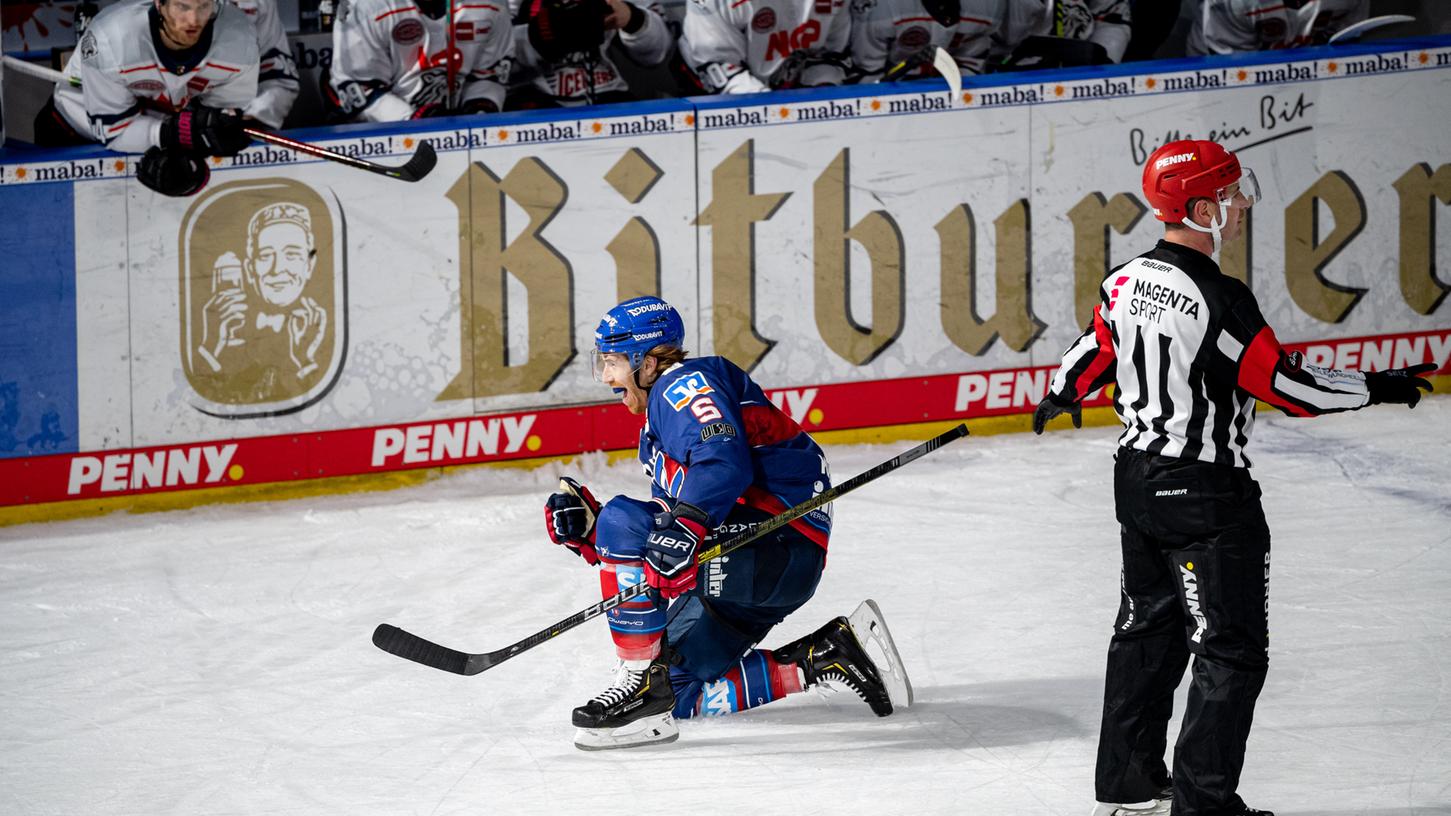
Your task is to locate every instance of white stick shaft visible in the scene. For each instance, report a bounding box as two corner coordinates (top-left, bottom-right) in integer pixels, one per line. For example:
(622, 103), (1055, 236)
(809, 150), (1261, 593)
(3, 54), (65, 84)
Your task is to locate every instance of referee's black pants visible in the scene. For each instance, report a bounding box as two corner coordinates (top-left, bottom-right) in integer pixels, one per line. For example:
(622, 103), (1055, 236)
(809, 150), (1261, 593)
(1096, 448), (1271, 816)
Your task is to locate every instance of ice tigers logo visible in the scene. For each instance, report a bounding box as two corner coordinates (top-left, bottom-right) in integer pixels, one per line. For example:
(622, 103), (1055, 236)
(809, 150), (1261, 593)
(393, 18), (424, 45)
(899, 26), (931, 49)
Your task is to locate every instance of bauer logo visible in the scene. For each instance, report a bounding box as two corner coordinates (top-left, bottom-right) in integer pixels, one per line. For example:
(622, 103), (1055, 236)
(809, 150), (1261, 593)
(178, 179), (347, 418)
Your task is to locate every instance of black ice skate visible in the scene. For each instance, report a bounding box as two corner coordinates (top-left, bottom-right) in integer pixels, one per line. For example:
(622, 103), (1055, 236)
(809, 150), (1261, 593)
(773, 608), (900, 717)
(572, 659), (678, 751)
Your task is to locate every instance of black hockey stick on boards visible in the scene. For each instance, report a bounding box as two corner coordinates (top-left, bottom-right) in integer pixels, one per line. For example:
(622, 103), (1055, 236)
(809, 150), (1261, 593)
(372, 423), (970, 676)
(0, 56), (437, 183)
(243, 127), (437, 183)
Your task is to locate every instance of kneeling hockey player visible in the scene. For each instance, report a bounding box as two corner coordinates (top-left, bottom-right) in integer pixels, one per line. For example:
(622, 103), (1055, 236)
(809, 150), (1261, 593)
(544, 296), (913, 750)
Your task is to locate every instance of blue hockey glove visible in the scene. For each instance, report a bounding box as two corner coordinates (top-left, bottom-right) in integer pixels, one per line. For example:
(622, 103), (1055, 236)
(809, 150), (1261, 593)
(544, 477), (600, 565)
(644, 502), (709, 599)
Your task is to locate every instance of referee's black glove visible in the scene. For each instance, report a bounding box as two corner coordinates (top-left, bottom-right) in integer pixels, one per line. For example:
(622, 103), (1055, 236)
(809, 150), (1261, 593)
(1365, 363), (1436, 408)
(1032, 392), (1082, 435)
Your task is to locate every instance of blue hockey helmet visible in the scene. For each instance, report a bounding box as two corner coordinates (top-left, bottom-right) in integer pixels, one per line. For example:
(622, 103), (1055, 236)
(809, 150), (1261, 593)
(592, 296), (685, 376)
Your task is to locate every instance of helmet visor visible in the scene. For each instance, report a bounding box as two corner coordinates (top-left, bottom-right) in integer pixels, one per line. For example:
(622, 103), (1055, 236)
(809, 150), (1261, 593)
(1223, 167), (1260, 208)
(590, 349), (636, 383)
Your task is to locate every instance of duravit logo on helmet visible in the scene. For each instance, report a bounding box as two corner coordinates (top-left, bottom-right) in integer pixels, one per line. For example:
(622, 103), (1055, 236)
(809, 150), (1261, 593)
(626, 302), (672, 317)
(1155, 152), (1196, 169)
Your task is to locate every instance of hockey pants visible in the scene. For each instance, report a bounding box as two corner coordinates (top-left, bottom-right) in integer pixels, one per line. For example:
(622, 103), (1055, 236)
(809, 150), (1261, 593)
(1098, 449), (1271, 816)
(592, 496), (825, 718)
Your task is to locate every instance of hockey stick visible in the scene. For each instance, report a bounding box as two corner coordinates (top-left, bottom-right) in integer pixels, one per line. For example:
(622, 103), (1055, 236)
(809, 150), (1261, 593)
(445, 0), (459, 113)
(2, 55), (437, 183)
(881, 47), (962, 102)
(932, 46), (963, 101)
(243, 128), (437, 182)
(1327, 14), (1415, 44)
(372, 423), (970, 676)
(882, 46), (963, 103)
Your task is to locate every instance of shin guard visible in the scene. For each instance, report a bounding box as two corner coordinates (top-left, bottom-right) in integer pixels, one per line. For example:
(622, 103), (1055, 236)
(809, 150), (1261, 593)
(600, 561), (666, 661)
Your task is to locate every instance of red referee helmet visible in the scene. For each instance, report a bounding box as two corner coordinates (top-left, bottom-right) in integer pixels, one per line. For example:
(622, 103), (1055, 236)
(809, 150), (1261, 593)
(1142, 140), (1247, 223)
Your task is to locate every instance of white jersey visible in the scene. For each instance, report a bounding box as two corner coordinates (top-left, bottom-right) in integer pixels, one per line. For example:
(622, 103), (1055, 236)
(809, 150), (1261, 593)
(1188, 0), (1369, 55)
(850, 0), (1006, 78)
(679, 0), (852, 93)
(53, 0), (259, 154)
(510, 5), (673, 106)
(330, 0), (512, 121)
(997, 0), (1131, 63)
(229, 0), (300, 127)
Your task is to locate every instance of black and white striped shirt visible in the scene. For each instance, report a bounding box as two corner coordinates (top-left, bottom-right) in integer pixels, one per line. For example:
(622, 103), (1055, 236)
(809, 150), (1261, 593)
(1048, 240), (1370, 467)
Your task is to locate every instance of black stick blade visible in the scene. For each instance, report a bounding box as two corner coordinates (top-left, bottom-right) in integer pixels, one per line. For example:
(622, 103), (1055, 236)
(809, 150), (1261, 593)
(389, 140), (437, 182)
(373, 624), (474, 674)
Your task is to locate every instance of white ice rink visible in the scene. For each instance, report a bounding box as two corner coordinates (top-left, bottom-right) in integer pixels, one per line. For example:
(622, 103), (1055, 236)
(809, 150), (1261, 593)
(2, 399), (1448, 816)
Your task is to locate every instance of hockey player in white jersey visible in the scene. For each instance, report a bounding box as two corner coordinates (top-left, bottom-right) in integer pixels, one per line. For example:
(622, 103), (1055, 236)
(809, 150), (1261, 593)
(40, 0), (259, 154)
(509, 0), (673, 108)
(995, 0), (1132, 67)
(229, 0), (300, 127)
(678, 0), (852, 93)
(1188, 0), (1369, 55)
(328, 0), (512, 121)
(850, 0), (1006, 80)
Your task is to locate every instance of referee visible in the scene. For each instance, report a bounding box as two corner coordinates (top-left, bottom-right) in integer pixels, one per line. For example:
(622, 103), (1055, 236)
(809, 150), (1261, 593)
(1035, 139), (1435, 816)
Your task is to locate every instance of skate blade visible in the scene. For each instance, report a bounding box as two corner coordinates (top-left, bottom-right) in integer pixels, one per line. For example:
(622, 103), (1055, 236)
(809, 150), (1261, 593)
(1090, 797), (1171, 816)
(847, 599), (914, 709)
(573, 712), (680, 751)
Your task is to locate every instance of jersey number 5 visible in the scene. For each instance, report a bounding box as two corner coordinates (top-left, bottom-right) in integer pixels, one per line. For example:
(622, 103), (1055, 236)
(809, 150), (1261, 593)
(690, 398), (723, 423)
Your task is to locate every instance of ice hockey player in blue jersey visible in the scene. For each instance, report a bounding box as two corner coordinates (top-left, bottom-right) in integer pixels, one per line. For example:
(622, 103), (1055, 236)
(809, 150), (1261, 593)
(543, 295), (914, 750)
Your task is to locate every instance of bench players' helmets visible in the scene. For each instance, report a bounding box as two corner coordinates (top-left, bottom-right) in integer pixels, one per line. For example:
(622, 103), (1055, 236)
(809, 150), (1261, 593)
(1143, 139), (1246, 223)
(594, 296), (685, 371)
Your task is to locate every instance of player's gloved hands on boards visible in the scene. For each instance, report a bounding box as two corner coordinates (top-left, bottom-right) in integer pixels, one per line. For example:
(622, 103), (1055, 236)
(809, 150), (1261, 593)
(1032, 392), (1082, 435)
(644, 502), (709, 599)
(544, 477), (600, 565)
(1365, 363), (1436, 408)
(161, 102), (250, 156)
(137, 146), (210, 197)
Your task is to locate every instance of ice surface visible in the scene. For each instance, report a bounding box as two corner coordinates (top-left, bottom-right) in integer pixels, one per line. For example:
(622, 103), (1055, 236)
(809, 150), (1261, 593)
(2, 400), (1449, 816)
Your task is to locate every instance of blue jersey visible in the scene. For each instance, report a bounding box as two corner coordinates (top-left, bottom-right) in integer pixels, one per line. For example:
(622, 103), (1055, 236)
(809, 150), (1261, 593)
(639, 356), (832, 549)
